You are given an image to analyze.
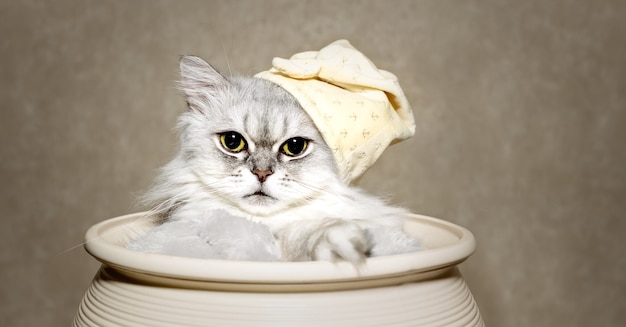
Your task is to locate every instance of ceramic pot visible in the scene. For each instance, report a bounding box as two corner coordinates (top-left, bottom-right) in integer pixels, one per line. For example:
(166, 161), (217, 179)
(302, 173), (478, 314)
(74, 212), (484, 326)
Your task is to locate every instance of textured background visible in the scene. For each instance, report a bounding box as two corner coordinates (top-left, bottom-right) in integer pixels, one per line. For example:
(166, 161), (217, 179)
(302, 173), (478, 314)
(1, 1), (625, 326)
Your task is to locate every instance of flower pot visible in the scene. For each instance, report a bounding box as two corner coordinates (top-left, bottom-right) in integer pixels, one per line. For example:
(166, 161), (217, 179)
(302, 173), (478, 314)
(74, 212), (484, 326)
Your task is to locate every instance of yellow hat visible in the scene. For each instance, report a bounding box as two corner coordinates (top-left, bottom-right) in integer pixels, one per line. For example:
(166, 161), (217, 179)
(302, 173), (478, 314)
(255, 40), (415, 184)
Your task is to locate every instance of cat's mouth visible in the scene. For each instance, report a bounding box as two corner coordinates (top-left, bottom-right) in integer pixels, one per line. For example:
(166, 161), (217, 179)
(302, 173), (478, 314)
(245, 190), (276, 200)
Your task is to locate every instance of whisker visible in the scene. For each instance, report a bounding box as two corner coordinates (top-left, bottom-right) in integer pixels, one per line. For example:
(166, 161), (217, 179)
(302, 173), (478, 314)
(291, 179), (342, 198)
(56, 242), (89, 256)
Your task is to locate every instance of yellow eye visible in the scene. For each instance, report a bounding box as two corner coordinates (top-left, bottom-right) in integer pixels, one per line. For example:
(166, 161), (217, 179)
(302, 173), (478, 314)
(281, 137), (308, 157)
(219, 132), (247, 153)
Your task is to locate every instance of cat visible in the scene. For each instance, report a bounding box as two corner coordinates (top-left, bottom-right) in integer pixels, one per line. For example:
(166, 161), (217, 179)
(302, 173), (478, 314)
(128, 55), (420, 262)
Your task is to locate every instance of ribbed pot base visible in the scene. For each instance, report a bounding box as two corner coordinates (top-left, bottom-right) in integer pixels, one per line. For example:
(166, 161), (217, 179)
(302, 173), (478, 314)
(75, 266), (482, 327)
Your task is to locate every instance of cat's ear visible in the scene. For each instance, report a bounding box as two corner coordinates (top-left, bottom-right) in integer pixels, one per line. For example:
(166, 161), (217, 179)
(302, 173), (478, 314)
(179, 55), (229, 112)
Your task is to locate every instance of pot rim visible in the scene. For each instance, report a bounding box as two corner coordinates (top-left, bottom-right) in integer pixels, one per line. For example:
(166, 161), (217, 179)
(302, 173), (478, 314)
(84, 212), (476, 285)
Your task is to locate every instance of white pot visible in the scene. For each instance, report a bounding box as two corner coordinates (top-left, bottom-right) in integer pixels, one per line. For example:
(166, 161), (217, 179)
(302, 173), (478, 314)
(74, 212), (484, 326)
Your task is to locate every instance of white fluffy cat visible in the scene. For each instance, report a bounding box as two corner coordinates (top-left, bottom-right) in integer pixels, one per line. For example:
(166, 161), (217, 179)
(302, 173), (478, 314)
(128, 56), (419, 262)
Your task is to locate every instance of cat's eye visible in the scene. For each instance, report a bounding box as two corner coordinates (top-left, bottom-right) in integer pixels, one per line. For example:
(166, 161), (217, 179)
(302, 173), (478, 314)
(281, 137), (309, 157)
(219, 132), (247, 153)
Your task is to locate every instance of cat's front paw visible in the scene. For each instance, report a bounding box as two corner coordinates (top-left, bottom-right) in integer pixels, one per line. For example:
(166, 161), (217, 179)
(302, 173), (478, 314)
(312, 221), (372, 263)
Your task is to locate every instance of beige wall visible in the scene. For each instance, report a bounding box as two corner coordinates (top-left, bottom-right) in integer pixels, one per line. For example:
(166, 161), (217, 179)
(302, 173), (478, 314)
(2, 1), (625, 326)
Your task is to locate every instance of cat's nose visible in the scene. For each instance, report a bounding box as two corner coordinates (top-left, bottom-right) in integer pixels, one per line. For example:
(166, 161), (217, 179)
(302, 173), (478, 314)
(252, 168), (273, 183)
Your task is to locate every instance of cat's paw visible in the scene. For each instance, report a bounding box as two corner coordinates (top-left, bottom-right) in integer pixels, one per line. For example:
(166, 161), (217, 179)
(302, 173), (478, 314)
(312, 221), (372, 263)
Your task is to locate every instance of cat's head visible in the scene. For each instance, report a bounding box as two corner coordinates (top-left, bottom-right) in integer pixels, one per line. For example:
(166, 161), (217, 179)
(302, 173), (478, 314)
(173, 56), (341, 217)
